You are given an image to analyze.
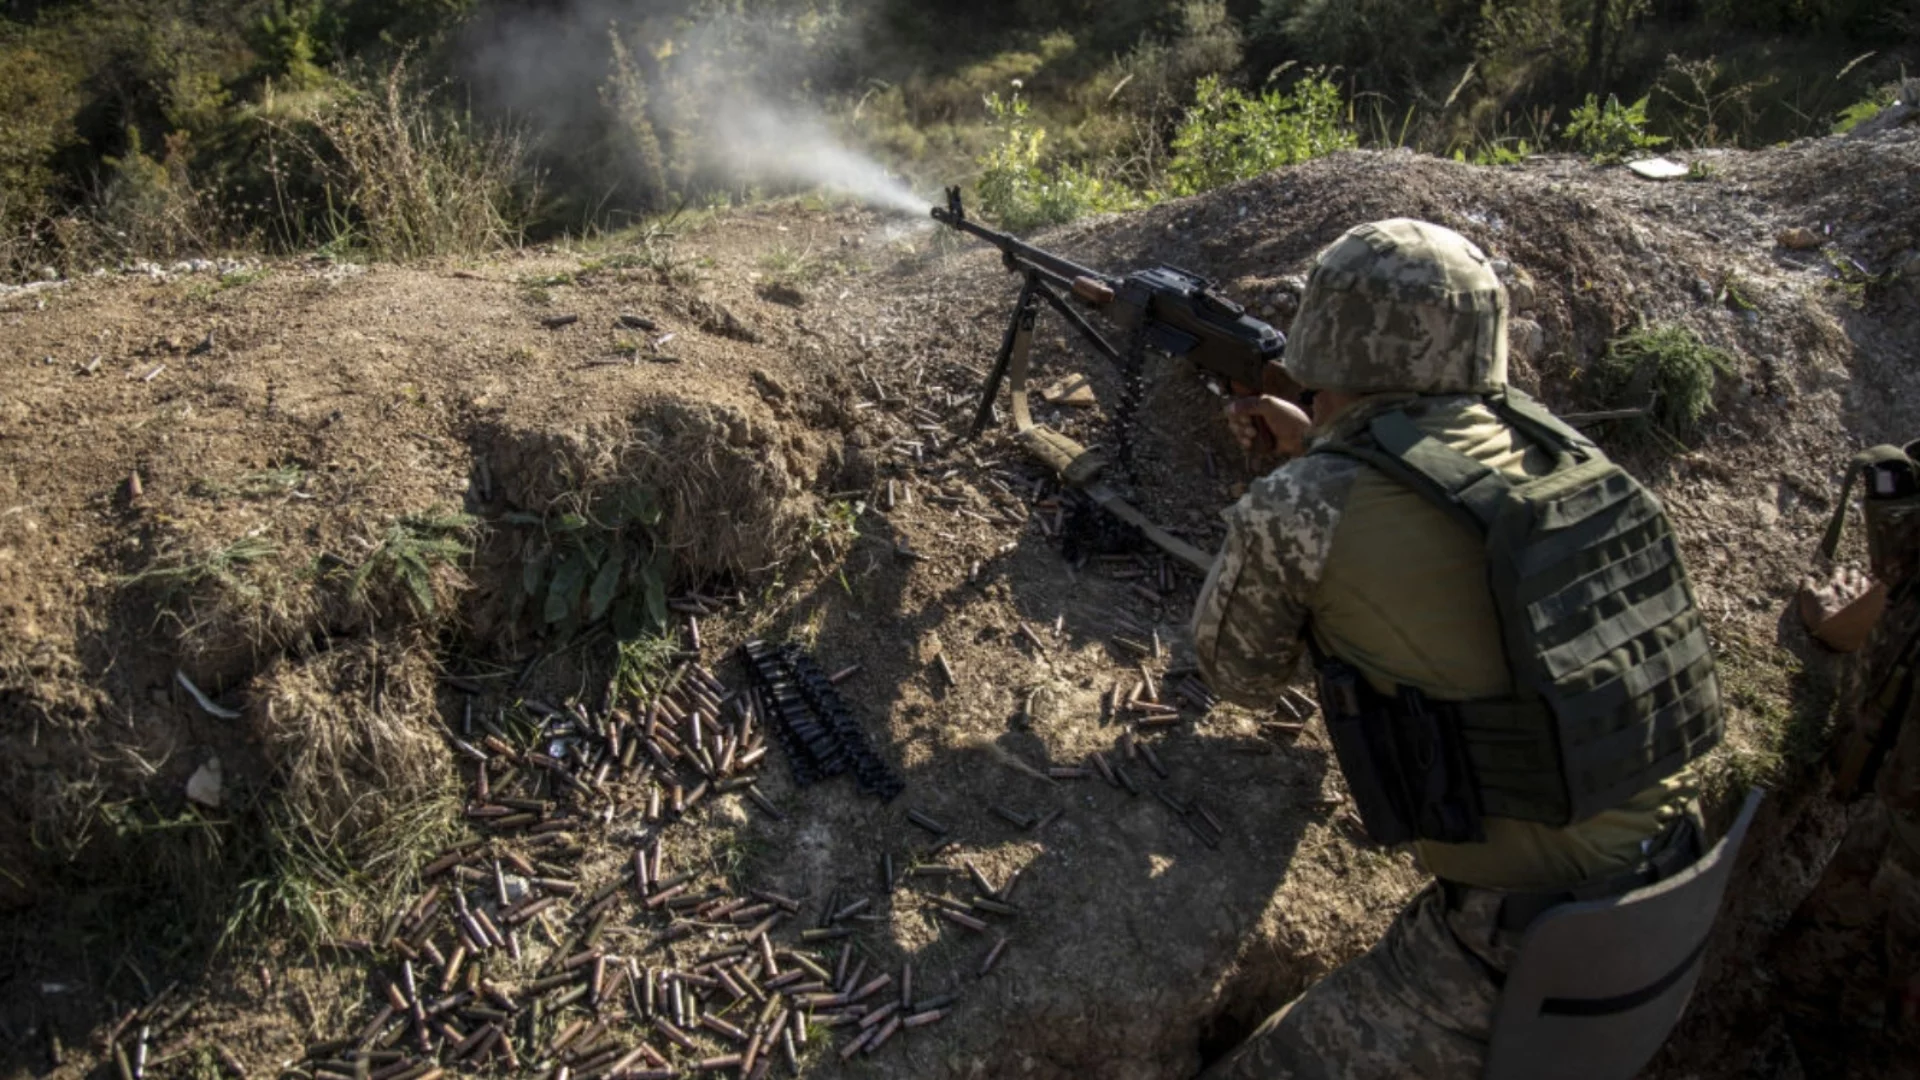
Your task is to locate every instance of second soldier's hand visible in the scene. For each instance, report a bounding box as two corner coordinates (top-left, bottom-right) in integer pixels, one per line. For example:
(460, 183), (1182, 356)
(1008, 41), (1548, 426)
(1227, 396), (1312, 460)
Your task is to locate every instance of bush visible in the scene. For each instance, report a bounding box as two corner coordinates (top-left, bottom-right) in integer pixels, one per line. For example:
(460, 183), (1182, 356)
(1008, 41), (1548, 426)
(299, 58), (536, 258)
(974, 92), (1145, 231)
(1592, 323), (1734, 442)
(1564, 93), (1668, 162)
(1166, 73), (1355, 195)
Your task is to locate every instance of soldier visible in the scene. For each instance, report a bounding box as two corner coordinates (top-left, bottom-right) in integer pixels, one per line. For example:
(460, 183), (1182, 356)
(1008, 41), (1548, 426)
(1774, 441), (1920, 1078)
(1193, 219), (1725, 1077)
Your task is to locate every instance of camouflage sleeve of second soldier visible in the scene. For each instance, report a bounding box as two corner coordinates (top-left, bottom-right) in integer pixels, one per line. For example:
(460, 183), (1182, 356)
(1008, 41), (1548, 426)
(1192, 455), (1363, 707)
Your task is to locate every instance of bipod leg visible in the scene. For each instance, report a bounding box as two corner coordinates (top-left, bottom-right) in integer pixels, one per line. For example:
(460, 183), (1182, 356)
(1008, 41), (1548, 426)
(1038, 285), (1122, 368)
(970, 273), (1044, 439)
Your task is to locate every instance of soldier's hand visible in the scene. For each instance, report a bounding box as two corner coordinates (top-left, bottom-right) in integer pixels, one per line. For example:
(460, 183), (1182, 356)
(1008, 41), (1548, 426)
(1226, 396), (1311, 459)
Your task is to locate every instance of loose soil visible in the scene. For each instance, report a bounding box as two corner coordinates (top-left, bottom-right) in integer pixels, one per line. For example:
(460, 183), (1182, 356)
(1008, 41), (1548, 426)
(2, 123), (1916, 1079)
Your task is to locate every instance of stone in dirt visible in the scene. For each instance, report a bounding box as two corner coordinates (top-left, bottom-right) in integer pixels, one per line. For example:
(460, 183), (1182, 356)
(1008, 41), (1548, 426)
(186, 757), (223, 808)
(1042, 375), (1098, 407)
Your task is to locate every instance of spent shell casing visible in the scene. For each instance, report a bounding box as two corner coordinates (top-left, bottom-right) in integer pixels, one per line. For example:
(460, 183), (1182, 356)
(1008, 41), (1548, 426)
(933, 653), (957, 688)
(837, 1028), (876, 1060)
(832, 897), (872, 922)
(903, 1008), (948, 1029)
(700, 1014), (750, 1043)
(900, 961), (913, 1010)
(980, 936), (1009, 975)
(801, 927), (855, 943)
(692, 1054), (744, 1071)
(966, 861), (998, 898)
(1089, 751), (1118, 787)
(850, 973), (893, 1002)
(1192, 800), (1226, 836)
(865, 1015), (904, 1053)
(1114, 762), (1141, 796)
(1034, 808), (1064, 831)
(1138, 740), (1168, 778)
(970, 897), (1018, 917)
(841, 957), (868, 996)
(937, 908), (989, 933)
(857, 1001), (899, 1030)
(828, 664), (862, 685)
(1047, 766), (1089, 780)
(906, 809), (948, 835)
(653, 1016), (697, 1051)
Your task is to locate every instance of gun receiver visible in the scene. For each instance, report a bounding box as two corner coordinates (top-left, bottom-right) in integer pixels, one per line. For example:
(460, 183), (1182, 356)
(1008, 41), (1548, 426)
(931, 187), (1288, 401)
(930, 187), (1294, 573)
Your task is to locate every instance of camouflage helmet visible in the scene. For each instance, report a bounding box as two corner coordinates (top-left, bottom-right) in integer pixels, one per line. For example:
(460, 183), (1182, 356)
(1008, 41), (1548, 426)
(1282, 219), (1509, 394)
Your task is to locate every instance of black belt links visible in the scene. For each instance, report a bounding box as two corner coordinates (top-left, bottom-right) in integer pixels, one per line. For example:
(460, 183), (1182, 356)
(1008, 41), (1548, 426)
(1442, 815), (1706, 934)
(1318, 656), (1487, 846)
(741, 641), (905, 800)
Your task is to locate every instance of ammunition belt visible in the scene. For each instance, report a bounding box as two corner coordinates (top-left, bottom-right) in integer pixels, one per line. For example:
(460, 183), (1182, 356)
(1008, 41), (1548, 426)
(740, 641), (904, 801)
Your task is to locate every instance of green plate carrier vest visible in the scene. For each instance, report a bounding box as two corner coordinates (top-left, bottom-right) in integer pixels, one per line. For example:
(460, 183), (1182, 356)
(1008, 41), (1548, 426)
(1313, 390), (1724, 826)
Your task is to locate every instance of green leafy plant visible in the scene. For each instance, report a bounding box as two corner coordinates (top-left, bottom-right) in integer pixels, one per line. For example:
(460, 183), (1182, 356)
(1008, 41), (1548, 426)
(975, 91), (1145, 232)
(1168, 73), (1356, 194)
(1592, 323), (1734, 442)
(350, 512), (478, 617)
(613, 630), (681, 701)
(1564, 94), (1669, 163)
(512, 487), (670, 641)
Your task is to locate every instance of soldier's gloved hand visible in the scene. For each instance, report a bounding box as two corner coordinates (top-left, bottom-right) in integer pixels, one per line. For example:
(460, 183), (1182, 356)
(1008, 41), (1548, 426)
(1226, 396), (1311, 459)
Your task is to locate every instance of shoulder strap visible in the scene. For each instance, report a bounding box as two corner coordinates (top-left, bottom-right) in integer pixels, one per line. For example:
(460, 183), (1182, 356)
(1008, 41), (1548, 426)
(1490, 387), (1596, 464)
(1820, 445), (1916, 561)
(1313, 408), (1513, 538)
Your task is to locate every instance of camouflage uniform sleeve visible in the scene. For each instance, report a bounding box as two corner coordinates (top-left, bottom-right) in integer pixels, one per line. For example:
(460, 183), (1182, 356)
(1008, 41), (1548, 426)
(1193, 454), (1363, 706)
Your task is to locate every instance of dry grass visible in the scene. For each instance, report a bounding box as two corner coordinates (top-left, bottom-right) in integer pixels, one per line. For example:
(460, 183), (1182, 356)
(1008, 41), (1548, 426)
(616, 399), (817, 581)
(248, 639), (458, 875)
(295, 57), (535, 259)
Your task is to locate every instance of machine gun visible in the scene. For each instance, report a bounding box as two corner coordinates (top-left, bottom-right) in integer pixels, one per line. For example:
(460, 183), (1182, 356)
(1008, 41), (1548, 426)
(932, 187), (1294, 571)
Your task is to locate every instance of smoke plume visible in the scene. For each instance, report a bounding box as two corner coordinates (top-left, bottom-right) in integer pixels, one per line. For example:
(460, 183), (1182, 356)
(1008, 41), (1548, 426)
(460, 1), (929, 221)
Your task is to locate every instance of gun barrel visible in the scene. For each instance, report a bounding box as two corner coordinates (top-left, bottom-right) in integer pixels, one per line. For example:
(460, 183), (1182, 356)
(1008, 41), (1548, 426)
(931, 199), (1112, 297)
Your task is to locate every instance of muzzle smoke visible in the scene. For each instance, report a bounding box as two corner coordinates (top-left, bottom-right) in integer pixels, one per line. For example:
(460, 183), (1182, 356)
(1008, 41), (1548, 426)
(708, 96), (929, 217)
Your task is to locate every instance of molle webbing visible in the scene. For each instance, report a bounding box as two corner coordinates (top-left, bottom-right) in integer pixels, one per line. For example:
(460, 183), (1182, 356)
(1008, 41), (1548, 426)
(1317, 392), (1723, 825)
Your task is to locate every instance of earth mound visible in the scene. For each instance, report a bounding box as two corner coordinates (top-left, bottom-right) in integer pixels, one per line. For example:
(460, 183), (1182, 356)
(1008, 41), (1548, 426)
(0, 123), (1915, 1077)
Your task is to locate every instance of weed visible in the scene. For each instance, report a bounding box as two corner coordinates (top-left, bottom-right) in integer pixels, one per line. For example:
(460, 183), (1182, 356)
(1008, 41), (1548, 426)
(976, 91), (1147, 232)
(1564, 94), (1669, 163)
(512, 486), (669, 641)
(807, 499), (863, 561)
(1824, 248), (1889, 308)
(350, 511), (478, 617)
(192, 464), (306, 501)
(758, 242), (821, 284)
(613, 630), (681, 701)
(1716, 272), (1756, 313)
(126, 534), (279, 605)
(295, 56), (536, 259)
(1687, 160), (1718, 182)
(1591, 323), (1733, 442)
(1167, 72), (1356, 194)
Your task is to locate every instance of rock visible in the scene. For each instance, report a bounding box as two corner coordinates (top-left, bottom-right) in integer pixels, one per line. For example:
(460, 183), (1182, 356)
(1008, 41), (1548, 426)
(750, 368), (790, 402)
(186, 757), (224, 809)
(1778, 227), (1822, 251)
(1510, 318), (1547, 362)
(1041, 375), (1098, 408)
(1494, 264), (1538, 312)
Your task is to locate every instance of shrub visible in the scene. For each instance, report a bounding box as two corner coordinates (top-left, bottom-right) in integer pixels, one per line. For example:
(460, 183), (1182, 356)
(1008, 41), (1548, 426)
(975, 92), (1145, 232)
(1592, 323), (1734, 442)
(1564, 93), (1669, 163)
(301, 57), (536, 258)
(1166, 73), (1355, 195)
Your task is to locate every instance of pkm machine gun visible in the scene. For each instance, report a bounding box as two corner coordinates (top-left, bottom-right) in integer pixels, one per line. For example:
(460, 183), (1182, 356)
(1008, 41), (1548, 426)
(932, 187), (1291, 571)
